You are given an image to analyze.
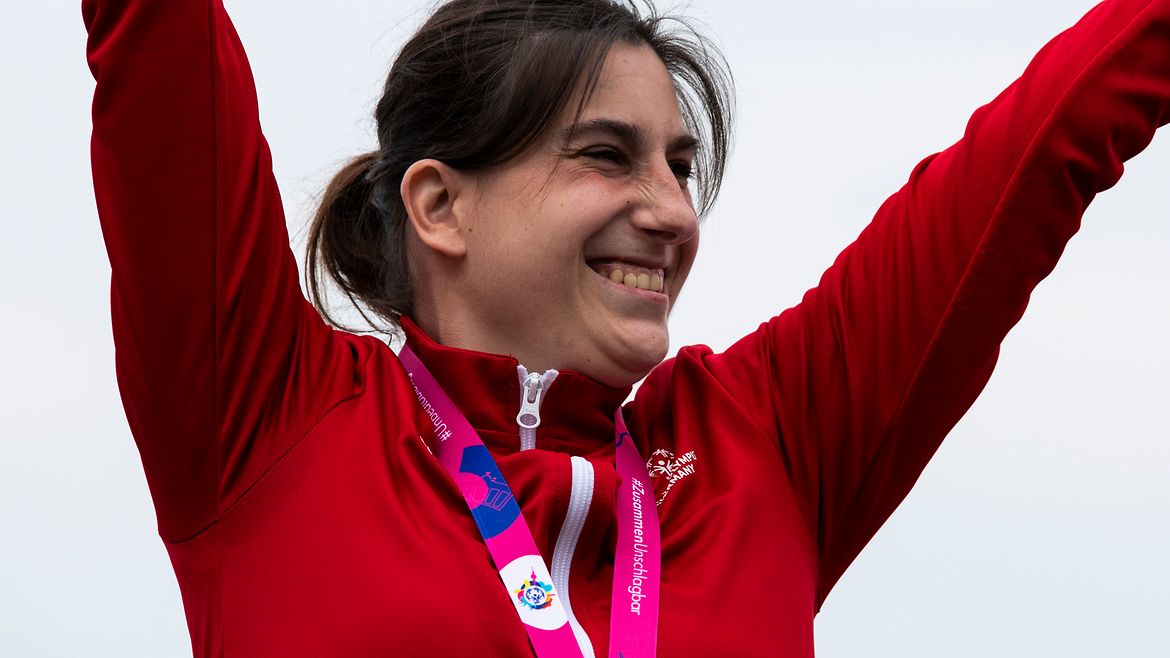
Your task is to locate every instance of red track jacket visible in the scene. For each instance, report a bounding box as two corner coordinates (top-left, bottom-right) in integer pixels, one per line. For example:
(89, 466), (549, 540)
(84, 0), (1169, 655)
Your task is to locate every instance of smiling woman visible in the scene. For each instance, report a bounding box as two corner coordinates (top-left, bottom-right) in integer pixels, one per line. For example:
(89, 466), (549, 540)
(397, 45), (702, 384)
(79, 0), (1169, 656)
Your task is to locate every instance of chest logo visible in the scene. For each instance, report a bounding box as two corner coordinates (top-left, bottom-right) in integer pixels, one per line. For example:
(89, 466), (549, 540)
(514, 568), (557, 611)
(646, 448), (698, 506)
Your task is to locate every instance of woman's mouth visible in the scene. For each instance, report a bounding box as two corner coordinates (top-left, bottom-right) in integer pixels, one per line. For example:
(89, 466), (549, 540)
(588, 260), (666, 293)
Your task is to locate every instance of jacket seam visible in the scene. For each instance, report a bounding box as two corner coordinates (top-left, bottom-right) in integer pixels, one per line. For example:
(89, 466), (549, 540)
(209, 0), (223, 551)
(205, 1), (224, 653)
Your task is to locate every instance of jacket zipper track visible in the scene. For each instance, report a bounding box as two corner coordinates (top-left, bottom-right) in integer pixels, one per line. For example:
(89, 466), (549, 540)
(553, 455), (596, 658)
(516, 366), (595, 657)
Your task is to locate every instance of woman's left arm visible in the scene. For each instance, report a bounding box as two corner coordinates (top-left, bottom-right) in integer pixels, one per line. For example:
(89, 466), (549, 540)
(665, 0), (1169, 609)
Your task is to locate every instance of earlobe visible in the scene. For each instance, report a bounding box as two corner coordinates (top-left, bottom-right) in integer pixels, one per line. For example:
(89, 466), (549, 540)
(400, 159), (469, 259)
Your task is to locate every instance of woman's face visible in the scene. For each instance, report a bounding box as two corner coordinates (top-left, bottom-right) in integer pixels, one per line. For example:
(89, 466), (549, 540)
(452, 43), (700, 387)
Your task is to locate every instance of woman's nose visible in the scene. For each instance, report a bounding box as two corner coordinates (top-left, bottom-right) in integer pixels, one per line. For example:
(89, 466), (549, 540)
(628, 164), (699, 245)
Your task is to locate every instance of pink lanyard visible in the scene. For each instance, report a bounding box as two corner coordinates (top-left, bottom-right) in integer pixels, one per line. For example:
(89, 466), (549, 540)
(399, 345), (661, 657)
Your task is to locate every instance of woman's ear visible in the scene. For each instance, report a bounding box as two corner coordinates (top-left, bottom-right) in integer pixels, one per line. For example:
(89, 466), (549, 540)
(400, 159), (471, 259)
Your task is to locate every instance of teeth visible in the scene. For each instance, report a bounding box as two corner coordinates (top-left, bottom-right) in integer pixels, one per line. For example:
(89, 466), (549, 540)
(603, 266), (665, 292)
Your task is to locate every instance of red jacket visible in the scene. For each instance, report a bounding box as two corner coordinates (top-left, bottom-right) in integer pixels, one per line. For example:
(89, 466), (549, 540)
(84, 0), (1170, 655)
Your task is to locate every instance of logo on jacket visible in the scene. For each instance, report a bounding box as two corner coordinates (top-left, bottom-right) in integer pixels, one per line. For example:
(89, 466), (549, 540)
(514, 568), (556, 611)
(646, 448), (698, 506)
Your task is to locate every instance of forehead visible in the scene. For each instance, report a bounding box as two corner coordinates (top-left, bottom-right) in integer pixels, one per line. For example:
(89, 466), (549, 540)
(570, 43), (688, 139)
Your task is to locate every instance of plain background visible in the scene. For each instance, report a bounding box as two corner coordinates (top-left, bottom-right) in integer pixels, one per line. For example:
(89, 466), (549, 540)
(2, 0), (1167, 655)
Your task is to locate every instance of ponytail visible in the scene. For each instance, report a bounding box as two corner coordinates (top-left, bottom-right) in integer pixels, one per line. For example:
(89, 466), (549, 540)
(305, 151), (413, 333)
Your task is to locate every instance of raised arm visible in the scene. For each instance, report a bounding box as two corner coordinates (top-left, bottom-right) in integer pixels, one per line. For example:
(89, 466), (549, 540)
(696, 0), (1169, 607)
(84, 0), (364, 541)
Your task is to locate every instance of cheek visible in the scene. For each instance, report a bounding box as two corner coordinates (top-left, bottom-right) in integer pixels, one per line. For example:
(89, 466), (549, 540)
(472, 174), (629, 293)
(468, 197), (552, 263)
(562, 168), (632, 208)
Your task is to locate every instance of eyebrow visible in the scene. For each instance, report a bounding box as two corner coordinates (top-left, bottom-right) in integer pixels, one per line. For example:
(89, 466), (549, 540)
(559, 118), (700, 154)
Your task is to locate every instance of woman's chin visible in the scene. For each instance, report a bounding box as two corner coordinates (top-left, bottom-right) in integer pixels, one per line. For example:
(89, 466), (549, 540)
(588, 326), (671, 387)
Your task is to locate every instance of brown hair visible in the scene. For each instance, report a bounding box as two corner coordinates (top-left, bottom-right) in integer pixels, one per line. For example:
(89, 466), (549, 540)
(306, 0), (734, 333)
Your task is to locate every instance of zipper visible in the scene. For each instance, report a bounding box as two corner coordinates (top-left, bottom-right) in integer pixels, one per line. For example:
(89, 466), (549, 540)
(552, 456), (596, 658)
(515, 366), (558, 451)
(514, 366), (595, 656)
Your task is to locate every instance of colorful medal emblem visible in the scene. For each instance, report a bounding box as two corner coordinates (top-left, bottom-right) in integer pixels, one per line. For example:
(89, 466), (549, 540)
(514, 568), (556, 611)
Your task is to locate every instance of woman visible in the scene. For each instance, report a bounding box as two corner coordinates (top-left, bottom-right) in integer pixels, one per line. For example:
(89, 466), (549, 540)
(83, 0), (1169, 655)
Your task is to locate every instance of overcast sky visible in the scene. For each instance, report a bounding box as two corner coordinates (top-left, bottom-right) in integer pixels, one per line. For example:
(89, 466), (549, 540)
(2, 1), (1167, 656)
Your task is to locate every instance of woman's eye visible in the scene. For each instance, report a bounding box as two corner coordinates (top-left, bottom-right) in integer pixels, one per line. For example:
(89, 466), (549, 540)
(579, 149), (692, 182)
(671, 160), (695, 181)
(582, 148), (627, 165)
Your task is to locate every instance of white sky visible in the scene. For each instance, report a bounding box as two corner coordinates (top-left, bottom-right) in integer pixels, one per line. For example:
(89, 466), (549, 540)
(2, 0), (1167, 656)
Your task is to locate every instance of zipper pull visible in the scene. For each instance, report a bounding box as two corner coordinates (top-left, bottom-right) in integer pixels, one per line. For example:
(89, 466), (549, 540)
(516, 366), (558, 451)
(517, 371), (544, 429)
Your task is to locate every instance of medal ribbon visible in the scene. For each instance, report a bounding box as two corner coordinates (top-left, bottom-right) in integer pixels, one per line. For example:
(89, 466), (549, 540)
(399, 345), (661, 657)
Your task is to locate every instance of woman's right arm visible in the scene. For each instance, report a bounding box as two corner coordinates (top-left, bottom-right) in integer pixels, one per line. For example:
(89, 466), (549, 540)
(84, 0), (367, 542)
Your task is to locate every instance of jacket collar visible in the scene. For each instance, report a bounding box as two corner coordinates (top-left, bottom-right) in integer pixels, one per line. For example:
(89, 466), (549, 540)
(400, 316), (631, 457)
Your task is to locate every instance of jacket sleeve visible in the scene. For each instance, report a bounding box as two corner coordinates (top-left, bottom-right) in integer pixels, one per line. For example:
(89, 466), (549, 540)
(700, 0), (1170, 608)
(84, 0), (366, 542)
